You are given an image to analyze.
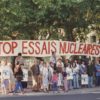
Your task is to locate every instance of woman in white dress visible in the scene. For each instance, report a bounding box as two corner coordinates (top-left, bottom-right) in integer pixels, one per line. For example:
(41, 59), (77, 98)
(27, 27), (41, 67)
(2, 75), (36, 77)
(66, 63), (73, 90)
(56, 57), (64, 91)
(42, 62), (49, 92)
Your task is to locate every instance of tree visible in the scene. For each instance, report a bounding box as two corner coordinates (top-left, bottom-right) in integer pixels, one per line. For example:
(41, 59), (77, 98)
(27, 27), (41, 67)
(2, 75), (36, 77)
(0, 0), (99, 40)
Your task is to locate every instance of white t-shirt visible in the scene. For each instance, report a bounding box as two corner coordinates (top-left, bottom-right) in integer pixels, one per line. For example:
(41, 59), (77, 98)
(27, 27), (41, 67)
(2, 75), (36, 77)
(73, 64), (80, 74)
(1, 66), (12, 79)
(39, 64), (44, 75)
(50, 56), (56, 64)
(42, 67), (48, 77)
(22, 68), (28, 82)
(56, 61), (64, 71)
(15, 56), (24, 65)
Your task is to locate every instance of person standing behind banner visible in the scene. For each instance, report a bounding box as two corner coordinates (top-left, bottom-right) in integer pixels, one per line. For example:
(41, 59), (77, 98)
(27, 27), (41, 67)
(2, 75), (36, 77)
(22, 67), (28, 91)
(66, 63), (73, 90)
(6, 62), (15, 93)
(31, 60), (40, 92)
(48, 62), (54, 91)
(15, 53), (24, 66)
(0, 60), (13, 94)
(56, 57), (64, 91)
(87, 60), (94, 88)
(63, 71), (68, 92)
(0, 60), (7, 94)
(95, 61), (100, 86)
(41, 62), (49, 92)
(50, 51), (56, 71)
(80, 61), (88, 88)
(51, 71), (58, 93)
(13, 62), (24, 94)
(72, 62), (80, 89)
(39, 59), (44, 90)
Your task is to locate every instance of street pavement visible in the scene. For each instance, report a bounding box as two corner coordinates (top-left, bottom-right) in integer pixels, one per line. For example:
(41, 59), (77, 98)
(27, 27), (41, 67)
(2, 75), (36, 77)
(0, 94), (100, 100)
(0, 87), (100, 100)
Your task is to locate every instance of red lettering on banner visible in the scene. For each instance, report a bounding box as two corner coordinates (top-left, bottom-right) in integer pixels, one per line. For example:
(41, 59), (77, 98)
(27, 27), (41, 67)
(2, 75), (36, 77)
(35, 42), (40, 54)
(41, 41), (47, 54)
(0, 40), (99, 57)
(48, 41), (50, 54)
(70, 42), (75, 53)
(82, 44), (87, 54)
(0, 42), (3, 54)
(86, 44), (92, 54)
(90, 45), (95, 55)
(28, 41), (34, 54)
(3, 42), (12, 54)
(51, 41), (56, 53)
(12, 42), (18, 54)
(22, 41), (27, 54)
(78, 44), (84, 54)
(60, 42), (66, 53)
(74, 43), (78, 54)
(65, 42), (70, 53)
(95, 45), (100, 55)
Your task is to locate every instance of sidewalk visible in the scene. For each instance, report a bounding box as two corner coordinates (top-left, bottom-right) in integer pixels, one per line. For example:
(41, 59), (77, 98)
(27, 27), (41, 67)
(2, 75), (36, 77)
(0, 87), (100, 97)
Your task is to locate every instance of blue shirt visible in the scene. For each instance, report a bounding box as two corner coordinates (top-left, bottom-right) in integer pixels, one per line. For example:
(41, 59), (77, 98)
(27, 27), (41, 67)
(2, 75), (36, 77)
(95, 64), (100, 76)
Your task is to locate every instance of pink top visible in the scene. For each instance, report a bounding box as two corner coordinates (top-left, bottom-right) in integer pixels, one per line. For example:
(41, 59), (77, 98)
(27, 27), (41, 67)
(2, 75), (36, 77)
(52, 74), (58, 82)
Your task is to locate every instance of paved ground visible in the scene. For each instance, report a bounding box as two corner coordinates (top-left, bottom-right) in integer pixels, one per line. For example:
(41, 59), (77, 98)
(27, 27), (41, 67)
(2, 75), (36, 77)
(0, 87), (100, 100)
(0, 93), (100, 100)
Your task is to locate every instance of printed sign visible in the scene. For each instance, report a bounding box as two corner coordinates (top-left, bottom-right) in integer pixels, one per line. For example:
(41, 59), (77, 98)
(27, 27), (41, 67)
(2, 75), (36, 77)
(0, 40), (99, 57)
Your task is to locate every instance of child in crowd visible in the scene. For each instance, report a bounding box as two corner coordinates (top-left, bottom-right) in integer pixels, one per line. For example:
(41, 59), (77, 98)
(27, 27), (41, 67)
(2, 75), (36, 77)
(51, 71), (58, 93)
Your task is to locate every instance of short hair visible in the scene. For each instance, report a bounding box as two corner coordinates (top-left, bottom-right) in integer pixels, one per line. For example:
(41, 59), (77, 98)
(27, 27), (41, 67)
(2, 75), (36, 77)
(52, 51), (55, 55)
(18, 53), (22, 56)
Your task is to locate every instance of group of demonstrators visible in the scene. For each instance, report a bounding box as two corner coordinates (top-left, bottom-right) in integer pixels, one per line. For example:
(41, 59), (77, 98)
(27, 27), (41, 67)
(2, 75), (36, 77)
(31, 52), (100, 93)
(0, 53), (28, 94)
(0, 52), (100, 95)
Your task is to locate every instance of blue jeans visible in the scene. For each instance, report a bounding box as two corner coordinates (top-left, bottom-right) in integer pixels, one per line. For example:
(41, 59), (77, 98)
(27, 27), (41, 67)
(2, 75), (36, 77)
(96, 76), (100, 86)
(14, 81), (23, 93)
(52, 82), (58, 91)
(88, 76), (93, 88)
(73, 74), (79, 89)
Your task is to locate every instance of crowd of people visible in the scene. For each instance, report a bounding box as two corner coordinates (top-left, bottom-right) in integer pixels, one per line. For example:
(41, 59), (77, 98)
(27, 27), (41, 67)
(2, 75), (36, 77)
(0, 52), (100, 95)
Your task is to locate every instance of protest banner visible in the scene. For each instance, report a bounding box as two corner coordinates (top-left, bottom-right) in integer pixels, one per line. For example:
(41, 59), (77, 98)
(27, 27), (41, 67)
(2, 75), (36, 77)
(0, 40), (99, 57)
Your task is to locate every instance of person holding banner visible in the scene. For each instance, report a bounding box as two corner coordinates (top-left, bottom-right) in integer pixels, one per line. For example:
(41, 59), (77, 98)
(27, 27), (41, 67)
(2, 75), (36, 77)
(50, 51), (56, 71)
(15, 53), (24, 66)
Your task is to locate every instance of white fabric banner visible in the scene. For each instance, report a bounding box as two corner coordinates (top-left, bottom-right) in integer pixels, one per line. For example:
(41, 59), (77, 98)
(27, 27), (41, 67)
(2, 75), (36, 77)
(0, 40), (99, 57)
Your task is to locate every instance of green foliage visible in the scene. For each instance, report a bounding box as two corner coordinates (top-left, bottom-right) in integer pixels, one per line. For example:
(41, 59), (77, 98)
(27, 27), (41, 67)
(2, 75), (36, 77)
(0, 0), (99, 40)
